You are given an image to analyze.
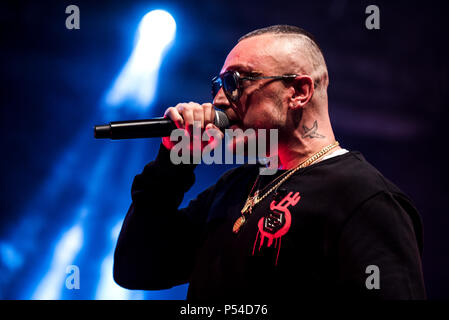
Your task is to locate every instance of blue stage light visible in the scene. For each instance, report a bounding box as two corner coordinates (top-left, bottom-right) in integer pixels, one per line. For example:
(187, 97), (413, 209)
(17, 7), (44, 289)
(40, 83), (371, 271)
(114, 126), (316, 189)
(31, 223), (83, 299)
(1, 10), (179, 300)
(105, 10), (176, 110)
(0, 242), (24, 271)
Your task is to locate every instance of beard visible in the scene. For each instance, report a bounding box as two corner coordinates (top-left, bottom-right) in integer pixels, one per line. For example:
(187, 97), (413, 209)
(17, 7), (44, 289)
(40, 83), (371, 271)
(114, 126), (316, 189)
(224, 94), (285, 160)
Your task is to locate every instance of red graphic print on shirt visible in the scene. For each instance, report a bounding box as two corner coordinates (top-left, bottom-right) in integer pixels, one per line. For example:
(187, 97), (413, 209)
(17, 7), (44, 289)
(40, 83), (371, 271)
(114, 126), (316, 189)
(252, 191), (300, 265)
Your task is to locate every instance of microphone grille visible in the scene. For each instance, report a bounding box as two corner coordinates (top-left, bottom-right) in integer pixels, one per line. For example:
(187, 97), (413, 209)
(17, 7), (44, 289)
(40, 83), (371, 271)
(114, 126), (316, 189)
(214, 110), (230, 130)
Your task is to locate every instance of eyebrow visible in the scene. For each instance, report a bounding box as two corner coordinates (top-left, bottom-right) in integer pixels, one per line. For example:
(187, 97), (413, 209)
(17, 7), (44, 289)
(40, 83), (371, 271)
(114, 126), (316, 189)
(223, 64), (263, 75)
(225, 64), (254, 72)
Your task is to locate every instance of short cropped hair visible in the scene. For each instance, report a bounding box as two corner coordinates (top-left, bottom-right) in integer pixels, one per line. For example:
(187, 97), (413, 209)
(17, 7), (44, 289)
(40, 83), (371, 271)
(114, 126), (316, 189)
(238, 25), (329, 91)
(238, 25), (322, 52)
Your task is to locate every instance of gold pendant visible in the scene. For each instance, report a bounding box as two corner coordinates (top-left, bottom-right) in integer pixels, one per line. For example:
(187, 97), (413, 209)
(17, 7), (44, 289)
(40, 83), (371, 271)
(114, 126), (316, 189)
(233, 215), (246, 233)
(241, 190), (259, 214)
(235, 191), (259, 233)
(253, 190), (259, 203)
(241, 197), (253, 214)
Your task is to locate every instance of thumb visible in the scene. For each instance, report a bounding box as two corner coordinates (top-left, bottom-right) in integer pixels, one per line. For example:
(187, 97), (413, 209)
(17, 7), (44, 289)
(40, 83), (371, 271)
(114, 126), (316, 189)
(205, 123), (224, 148)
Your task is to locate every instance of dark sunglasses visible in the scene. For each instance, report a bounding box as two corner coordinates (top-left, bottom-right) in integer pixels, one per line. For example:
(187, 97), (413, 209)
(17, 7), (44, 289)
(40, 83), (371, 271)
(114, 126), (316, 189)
(211, 70), (298, 103)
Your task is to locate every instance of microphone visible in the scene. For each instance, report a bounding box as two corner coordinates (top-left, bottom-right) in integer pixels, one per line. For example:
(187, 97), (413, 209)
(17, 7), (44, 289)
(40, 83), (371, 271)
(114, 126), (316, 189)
(94, 109), (230, 139)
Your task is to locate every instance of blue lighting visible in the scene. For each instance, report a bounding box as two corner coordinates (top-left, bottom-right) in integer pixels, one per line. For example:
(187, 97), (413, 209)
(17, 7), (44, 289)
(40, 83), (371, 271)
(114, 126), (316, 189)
(0, 8), (185, 300)
(0, 242), (24, 271)
(105, 10), (176, 109)
(32, 223), (84, 300)
(95, 219), (135, 300)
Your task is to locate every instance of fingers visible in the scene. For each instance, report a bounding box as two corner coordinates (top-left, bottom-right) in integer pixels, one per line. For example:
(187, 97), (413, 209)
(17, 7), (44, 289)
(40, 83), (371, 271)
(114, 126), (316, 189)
(164, 102), (215, 130)
(179, 104), (195, 129)
(202, 103), (214, 127)
(205, 123), (224, 139)
(204, 123), (224, 150)
(164, 107), (184, 128)
(192, 105), (204, 129)
(162, 102), (219, 151)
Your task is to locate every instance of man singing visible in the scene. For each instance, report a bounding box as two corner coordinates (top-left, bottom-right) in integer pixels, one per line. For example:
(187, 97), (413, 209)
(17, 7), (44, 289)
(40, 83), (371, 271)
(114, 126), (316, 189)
(113, 25), (426, 300)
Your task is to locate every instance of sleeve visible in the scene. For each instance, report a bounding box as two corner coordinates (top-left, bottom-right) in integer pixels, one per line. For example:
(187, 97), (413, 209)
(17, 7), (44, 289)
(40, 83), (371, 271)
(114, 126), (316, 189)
(335, 191), (426, 299)
(113, 144), (217, 290)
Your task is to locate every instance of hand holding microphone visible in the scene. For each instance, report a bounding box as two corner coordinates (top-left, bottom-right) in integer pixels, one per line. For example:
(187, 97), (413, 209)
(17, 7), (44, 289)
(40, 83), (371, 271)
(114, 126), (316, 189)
(94, 103), (230, 143)
(161, 102), (225, 151)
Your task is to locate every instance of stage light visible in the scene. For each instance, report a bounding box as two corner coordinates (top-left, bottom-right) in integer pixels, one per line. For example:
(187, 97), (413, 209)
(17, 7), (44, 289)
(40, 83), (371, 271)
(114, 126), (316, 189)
(105, 9), (176, 110)
(95, 219), (131, 300)
(31, 224), (83, 299)
(2, 10), (178, 300)
(0, 242), (24, 271)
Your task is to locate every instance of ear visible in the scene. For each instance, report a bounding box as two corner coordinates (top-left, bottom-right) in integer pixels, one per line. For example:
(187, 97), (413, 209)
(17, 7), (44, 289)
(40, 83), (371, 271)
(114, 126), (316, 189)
(289, 75), (314, 109)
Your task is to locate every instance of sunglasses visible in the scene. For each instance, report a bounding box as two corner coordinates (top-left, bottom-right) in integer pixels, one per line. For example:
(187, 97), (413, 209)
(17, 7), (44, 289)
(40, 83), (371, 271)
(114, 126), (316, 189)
(211, 70), (298, 103)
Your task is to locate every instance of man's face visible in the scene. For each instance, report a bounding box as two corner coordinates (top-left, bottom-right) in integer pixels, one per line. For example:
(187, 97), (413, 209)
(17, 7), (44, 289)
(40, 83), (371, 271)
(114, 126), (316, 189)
(213, 35), (294, 132)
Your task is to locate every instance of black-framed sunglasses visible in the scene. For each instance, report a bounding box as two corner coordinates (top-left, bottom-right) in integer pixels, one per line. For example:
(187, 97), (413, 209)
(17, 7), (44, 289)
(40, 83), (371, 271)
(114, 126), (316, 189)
(211, 70), (298, 103)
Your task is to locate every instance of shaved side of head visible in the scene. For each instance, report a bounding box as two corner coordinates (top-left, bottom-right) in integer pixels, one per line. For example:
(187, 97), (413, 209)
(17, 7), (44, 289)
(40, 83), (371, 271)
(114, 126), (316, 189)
(239, 25), (329, 99)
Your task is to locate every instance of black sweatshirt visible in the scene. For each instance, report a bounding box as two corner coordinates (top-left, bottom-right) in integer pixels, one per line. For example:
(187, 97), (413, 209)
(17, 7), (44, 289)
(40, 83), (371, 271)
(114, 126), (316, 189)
(113, 145), (426, 301)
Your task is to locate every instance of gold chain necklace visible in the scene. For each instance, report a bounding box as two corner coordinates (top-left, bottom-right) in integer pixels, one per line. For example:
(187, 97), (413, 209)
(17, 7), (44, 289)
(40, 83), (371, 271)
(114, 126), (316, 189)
(232, 141), (340, 233)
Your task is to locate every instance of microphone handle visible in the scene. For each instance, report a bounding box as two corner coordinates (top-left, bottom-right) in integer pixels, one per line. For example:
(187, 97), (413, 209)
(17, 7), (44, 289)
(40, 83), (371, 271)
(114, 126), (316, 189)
(95, 118), (177, 139)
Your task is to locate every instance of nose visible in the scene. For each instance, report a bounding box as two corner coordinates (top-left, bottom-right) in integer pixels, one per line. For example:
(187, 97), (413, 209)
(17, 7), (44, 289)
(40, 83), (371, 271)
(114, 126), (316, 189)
(213, 87), (231, 110)
(213, 87), (241, 122)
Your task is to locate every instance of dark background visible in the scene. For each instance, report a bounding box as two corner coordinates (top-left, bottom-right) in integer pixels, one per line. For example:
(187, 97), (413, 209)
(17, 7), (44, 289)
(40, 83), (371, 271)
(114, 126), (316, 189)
(0, 0), (448, 299)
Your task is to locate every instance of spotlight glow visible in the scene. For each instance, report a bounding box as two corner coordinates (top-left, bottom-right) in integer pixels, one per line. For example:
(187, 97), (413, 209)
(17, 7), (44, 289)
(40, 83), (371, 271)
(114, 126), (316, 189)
(105, 10), (176, 109)
(31, 224), (83, 300)
(95, 220), (130, 300)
